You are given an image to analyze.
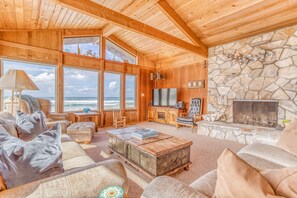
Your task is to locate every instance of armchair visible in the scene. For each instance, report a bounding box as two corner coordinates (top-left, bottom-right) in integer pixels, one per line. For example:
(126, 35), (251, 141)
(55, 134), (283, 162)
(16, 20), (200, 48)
(5, 97), (69, 133)
(176, 98), (203, 129)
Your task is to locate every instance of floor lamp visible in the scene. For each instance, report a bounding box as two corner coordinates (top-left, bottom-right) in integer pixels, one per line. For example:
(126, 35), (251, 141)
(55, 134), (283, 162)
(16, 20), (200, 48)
(0, 69), (39, 114)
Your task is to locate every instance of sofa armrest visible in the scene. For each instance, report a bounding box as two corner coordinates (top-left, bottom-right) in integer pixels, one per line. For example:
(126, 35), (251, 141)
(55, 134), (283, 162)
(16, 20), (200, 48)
(141, 176), (208, 198)
(47, 113), (69, 121)
(0, 159), (128, 198)
(46, 120), (69, 133)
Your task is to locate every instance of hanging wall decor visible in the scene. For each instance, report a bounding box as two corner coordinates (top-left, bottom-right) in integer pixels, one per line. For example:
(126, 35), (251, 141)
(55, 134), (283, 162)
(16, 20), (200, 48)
(187, 80), (205, 88)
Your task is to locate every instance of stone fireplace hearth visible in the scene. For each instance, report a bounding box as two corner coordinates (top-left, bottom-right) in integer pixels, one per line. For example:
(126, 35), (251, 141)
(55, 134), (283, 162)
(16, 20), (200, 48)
(233, 100), (278, 128)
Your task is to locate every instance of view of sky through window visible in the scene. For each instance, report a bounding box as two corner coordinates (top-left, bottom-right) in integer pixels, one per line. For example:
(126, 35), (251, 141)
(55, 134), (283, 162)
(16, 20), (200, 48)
(3, 60), (56, 112)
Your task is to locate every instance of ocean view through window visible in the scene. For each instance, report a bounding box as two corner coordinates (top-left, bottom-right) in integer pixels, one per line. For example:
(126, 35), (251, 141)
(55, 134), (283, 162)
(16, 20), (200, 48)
(104, 72), (121, 109)
(126, 75), (136, 108)
(64, 67), (99, 111)
(2, 60), (56, 112)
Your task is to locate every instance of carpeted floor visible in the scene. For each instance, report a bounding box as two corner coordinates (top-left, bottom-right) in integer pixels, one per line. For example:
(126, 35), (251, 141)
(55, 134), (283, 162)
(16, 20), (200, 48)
(81, 122), (245, 198)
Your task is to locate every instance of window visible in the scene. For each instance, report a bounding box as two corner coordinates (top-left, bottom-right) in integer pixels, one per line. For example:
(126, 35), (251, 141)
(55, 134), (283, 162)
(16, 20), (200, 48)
(126, 75), (136, 108)
(106, 39), (136, 64)
(2, 60), (56, 112)
(104, 72), (121, 110)
(64, 67), (99, 111)
(63, 36), (100, 58)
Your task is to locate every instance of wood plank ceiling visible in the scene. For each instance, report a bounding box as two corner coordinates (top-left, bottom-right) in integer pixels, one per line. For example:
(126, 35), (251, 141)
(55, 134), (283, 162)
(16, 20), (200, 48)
(1, 0), (297, 63)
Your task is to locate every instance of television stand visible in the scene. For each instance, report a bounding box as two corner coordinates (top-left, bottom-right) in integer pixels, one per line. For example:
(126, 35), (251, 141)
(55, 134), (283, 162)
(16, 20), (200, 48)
(148, 106), (185, 126)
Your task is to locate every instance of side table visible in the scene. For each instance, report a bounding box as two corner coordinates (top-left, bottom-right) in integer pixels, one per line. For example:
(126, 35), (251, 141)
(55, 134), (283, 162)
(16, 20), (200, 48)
(73, 112), (100, 130)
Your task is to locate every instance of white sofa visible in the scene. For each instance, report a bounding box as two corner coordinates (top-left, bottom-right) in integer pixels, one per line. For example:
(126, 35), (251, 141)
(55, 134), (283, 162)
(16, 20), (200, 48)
(142, 143), (297, 198)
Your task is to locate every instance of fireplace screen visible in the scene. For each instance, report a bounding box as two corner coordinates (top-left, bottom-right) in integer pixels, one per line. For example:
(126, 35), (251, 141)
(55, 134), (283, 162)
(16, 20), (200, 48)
(233, 100), (278, 128)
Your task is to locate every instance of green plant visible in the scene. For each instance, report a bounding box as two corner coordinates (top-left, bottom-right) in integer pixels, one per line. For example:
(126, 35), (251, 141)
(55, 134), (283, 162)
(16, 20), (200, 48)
(282, 119), (291, 124)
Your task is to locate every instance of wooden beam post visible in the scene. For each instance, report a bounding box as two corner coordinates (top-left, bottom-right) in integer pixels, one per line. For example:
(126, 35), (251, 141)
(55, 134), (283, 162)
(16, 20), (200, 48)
(99, 35), (106, 127)
(56, 0), (207, 58)
(57, 52), (64, 113)
(0, 59), (2, 112)
(99, 62), (105, 127)
(157, 0), (208, 53)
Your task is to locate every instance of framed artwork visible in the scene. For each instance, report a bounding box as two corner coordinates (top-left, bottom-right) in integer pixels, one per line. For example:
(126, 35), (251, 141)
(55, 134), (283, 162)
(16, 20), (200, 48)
(187, 80), (205, 89)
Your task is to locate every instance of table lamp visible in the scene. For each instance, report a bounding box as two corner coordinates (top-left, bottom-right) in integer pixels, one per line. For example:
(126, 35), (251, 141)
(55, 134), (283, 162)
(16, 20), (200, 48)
(0, 69), (39, 114)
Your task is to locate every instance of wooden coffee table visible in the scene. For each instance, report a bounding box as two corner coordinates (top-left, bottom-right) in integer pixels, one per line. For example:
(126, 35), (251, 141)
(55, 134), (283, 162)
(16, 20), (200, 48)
(107, 127), (192, 178)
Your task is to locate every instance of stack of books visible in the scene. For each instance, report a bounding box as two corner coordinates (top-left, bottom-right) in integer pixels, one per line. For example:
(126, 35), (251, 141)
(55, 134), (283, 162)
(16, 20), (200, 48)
(131, 128), (157, 140)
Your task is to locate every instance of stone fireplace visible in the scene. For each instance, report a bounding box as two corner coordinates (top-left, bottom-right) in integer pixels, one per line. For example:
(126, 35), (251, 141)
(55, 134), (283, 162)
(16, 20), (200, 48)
(233, 100), (278, 128)
(207, 25), (297, 127)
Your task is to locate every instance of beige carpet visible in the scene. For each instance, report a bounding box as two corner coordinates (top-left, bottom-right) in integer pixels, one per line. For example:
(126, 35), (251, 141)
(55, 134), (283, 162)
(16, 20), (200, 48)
(81, 122), (245, 198)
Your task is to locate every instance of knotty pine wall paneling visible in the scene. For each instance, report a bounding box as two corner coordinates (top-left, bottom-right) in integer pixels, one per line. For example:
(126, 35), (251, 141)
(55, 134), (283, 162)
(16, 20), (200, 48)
(156, 63), (208, 114)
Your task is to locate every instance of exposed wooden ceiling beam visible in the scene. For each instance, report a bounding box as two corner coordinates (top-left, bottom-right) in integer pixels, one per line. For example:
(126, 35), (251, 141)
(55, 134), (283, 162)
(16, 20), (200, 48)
(102, 0), (159, 37)
(102, 24), (120, 37)
(107, 35), (137, 56)
(157, 0), (208, 54)
(55, 0), (207, 58)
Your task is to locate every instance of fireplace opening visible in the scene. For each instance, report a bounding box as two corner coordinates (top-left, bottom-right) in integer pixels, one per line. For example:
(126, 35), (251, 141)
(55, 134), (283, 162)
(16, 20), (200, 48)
(233, 100), (279, 128)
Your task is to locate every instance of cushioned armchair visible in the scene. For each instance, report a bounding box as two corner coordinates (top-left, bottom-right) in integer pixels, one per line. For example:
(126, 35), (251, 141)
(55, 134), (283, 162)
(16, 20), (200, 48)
(5, 97), (69, 133)
(176, 98), (203, 129)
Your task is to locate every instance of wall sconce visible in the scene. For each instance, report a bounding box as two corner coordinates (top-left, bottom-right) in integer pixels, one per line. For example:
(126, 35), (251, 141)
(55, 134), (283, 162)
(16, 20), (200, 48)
(150, 72), (165, 80)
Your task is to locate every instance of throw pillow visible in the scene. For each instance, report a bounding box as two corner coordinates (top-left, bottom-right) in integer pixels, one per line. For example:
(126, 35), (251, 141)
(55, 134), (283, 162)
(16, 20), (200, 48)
(277, 119), (297, 156)
(214, 149), (275, 197)
(0, 118), (18, 137)
(0, 124), (64, 188)
(16, 110), (48, 141)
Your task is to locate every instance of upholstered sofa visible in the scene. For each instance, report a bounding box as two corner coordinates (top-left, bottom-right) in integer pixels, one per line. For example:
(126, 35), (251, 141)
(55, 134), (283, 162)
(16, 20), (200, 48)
(5, 97), (69, 133)
(142, 142), (297, 198)
(0, 113), (129, 197)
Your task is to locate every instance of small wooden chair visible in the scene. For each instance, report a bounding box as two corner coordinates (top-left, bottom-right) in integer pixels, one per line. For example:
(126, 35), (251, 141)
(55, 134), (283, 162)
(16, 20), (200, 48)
(113, 110), (126, 128)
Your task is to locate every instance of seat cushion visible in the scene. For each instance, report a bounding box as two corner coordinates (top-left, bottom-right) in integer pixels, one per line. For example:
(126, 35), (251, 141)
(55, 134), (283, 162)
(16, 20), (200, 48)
(238, 143), (297, 167)
(189, 170), (217, 197)
(61, 141), (87, 161)
(63, 155), (95, 171)
(177, 117), (194, 125)
(61, 134), (73, 142)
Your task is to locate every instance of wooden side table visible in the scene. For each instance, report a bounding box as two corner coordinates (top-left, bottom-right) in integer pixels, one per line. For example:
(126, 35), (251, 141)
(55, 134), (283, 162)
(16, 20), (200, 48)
(73, 112), (100, 130)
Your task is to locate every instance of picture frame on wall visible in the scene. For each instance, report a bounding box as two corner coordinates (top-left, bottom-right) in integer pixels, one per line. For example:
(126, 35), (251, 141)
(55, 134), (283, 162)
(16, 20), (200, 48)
(187, 80), (205, 89)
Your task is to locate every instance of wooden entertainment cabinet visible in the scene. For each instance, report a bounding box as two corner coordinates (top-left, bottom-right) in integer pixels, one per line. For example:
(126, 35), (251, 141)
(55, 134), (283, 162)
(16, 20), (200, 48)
(148, 106), (185, 126)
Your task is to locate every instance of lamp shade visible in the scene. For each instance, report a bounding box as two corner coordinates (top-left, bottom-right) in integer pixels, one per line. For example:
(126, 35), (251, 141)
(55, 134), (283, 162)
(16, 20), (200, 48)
(0, 69), (39, 91)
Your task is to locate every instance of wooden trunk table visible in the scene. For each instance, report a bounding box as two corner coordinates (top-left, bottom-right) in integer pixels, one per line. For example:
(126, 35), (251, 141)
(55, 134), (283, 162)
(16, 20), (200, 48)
(107, 127), (192, 177)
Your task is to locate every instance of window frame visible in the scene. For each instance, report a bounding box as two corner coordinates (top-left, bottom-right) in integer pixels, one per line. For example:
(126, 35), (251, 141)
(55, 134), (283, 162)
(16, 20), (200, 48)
(63, 36), (101, 59)
(125, 74), (137, 110)
(105, 39), (136, 64)
(63, 66), (100, 112)
(103, 71), (122, 111)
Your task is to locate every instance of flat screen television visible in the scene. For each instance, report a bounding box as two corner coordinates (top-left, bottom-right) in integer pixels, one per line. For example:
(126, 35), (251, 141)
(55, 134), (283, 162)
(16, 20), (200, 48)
(152, 88), (177, 107)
